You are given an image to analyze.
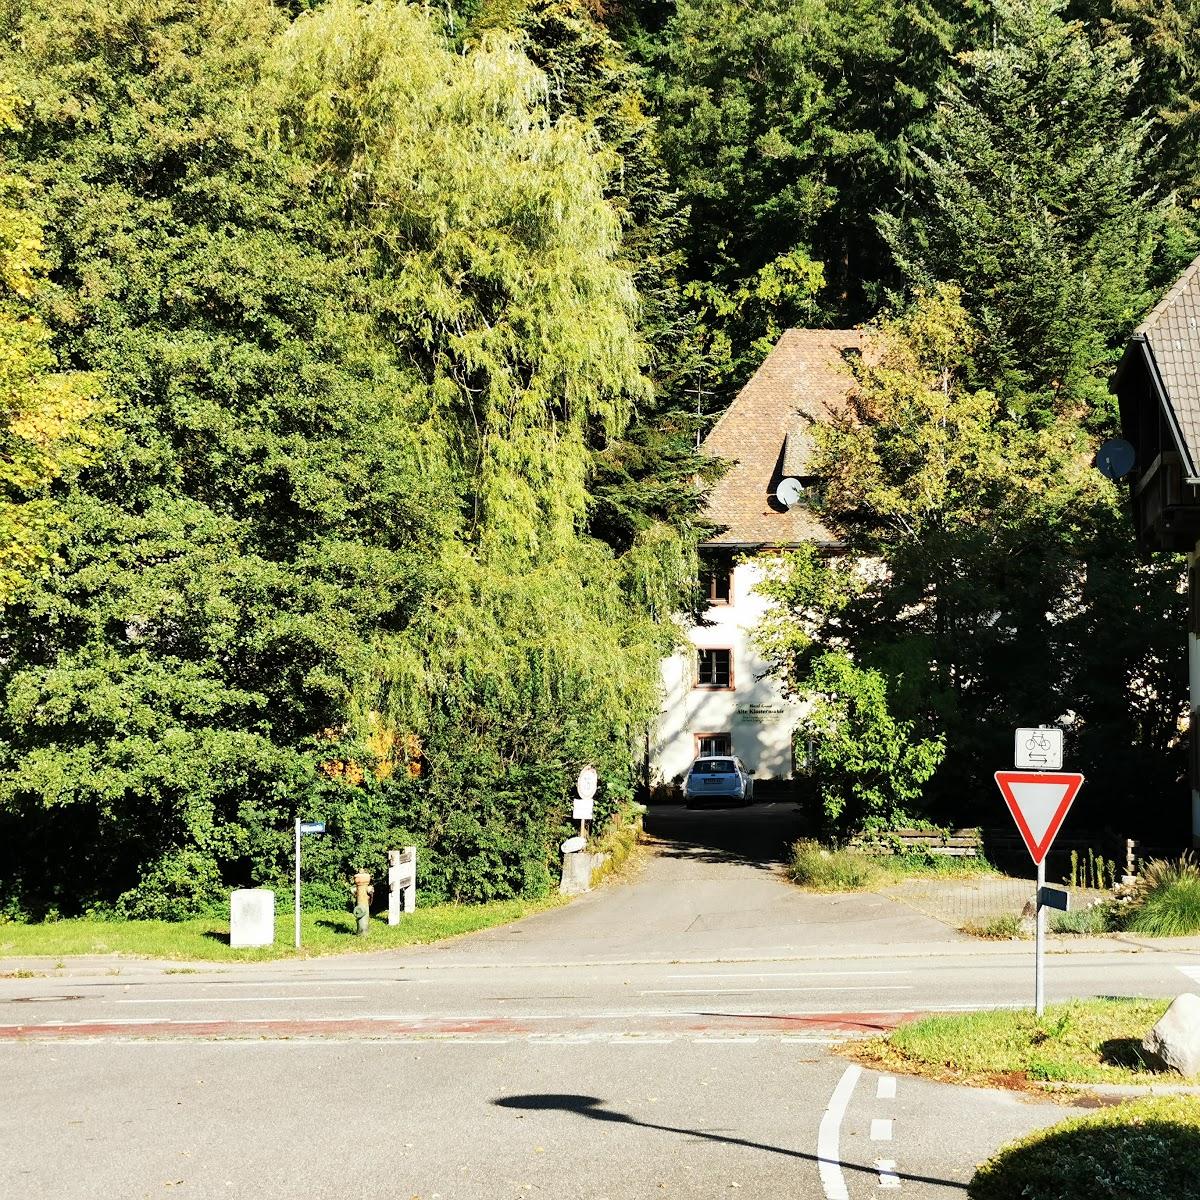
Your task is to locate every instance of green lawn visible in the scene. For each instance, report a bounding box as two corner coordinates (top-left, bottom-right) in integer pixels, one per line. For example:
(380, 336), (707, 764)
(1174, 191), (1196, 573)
(0, 897), (562, 964)
(859, 997), (1188, 1085)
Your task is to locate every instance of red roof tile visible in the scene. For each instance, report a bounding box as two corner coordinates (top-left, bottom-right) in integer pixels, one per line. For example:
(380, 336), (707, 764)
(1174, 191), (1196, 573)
(701, 328), (863, 546)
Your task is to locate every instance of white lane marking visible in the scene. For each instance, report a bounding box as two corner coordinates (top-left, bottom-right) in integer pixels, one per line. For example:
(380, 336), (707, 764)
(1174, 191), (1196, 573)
(781, 1037), (839, 1044)
(875, 1158), (901, 1189)
(817, 1065), (861, 1200)
(870, 1119), (893, 1142)
(113, 995), (364, 1005)
(669, 971), (911, 979)
(641, 986), (915, 996)
(1177, 965), (1200, 985)
(876, 1075), (897, 1100)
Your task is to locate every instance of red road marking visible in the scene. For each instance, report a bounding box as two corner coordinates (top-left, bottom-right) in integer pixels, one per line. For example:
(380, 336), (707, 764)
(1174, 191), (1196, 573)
(0, 1011), (920, 1042)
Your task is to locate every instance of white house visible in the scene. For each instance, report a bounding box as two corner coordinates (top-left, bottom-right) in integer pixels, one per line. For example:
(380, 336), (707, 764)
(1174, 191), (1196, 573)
(652, 329), (863, 789)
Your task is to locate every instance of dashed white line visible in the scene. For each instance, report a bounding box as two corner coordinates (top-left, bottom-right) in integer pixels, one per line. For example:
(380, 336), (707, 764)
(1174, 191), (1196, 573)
(817, 1065), (861, 1200)
(875, 1158), (901, 1189)
(641, 986), (915, 996)
(870, 1118), (894, 1142)
(668, 971), (911, 979)
(114, 995), (365, 1005)
(876, 1075), (897, 1100)
(1176, 965), (1200, 986)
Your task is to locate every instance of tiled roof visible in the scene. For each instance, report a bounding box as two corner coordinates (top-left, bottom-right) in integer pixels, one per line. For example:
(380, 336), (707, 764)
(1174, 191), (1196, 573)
(1136, 254), (1200, 473)
(701, 328), (863, 547)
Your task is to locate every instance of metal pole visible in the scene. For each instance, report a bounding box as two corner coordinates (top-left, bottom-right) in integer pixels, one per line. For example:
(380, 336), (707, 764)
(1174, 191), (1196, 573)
(294, 818), (301, 951)
(1035, 857), (1046, 1017)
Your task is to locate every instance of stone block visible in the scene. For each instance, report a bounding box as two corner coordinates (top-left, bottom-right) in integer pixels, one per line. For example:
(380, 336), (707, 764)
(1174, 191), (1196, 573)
(1142, 992), (1200, 1076)
(230, 888), (275, 947)
(559, 851), (592, 896)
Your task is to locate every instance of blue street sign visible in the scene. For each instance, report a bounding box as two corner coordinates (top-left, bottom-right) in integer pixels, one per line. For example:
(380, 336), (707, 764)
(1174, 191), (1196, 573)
(299, 821), (326, 835)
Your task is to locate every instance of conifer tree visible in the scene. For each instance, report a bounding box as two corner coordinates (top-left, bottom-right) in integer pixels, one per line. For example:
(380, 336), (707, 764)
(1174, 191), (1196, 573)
(882, 0), (1161, 423)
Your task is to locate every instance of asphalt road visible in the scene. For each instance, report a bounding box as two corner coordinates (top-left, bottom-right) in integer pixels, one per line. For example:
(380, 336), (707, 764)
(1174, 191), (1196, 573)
(3, 803), (1198, 1199)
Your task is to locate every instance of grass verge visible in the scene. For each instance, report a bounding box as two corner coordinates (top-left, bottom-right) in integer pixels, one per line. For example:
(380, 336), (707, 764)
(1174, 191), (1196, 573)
(589, 806), (645, 887)
(961, 913), (1027, 940)
(789, 838), (992, 892)
(855, 998), (1189, 1086)
(968, 1095), (1200, 1199)
(0, 896), (562, 963)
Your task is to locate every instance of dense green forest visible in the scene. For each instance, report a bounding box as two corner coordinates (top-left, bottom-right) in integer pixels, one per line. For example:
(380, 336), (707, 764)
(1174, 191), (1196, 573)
(0, 0), (1195, 917)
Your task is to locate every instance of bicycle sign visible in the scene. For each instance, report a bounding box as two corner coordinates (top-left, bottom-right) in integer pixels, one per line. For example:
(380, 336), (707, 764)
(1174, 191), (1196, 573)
(1014, 726), (1063, 771)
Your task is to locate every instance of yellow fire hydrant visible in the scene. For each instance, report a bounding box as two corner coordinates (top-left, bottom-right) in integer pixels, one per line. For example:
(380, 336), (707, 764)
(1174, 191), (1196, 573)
(351, 870), (374, 936)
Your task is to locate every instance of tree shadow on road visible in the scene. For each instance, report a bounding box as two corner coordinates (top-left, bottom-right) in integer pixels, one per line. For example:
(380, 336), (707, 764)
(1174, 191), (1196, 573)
(643, 804), (811, 872)
(493, 1093), (965, 1192)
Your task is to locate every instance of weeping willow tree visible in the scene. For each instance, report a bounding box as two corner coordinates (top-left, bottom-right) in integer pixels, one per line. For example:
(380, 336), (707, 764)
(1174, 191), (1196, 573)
(266, 1), (690, 900)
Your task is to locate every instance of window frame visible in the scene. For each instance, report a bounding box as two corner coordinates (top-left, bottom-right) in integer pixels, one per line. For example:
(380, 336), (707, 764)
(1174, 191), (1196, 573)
(700, 555), (733, 606)
(694, 731), (733, 759)
(695, 646), (734, 690)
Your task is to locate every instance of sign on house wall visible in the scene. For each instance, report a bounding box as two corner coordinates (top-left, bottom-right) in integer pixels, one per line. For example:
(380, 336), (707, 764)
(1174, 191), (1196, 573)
(734, 703), (788, 722)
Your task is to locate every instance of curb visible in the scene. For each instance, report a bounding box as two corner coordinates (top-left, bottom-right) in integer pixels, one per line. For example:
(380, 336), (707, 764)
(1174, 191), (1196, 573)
(1042, 1081), (1200, 1098)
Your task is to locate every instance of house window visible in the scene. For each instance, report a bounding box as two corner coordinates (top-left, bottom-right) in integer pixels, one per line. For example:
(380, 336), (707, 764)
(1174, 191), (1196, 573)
(696, 647), (733, 688)
(700, 554), (732, 605)
(696, 732), (732, 758)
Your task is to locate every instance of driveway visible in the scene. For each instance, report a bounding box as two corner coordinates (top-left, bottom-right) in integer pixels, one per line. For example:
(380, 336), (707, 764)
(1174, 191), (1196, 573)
(405, 802), (969, 967)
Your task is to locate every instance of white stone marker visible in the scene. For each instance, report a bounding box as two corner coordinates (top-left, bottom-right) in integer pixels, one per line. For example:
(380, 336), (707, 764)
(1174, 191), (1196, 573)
(387, 848), (417, 926)
(230, 888), (275, 947)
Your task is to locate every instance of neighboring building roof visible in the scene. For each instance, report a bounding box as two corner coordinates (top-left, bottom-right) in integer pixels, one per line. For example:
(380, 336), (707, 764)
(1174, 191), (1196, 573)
(701, 328), (863, 547)
(1129, 253), (1200, 476)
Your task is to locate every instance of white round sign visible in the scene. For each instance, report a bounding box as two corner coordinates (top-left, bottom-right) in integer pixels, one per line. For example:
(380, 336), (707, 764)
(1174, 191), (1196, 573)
(561, 835), (587, 854)
(576, 765), (598, 801)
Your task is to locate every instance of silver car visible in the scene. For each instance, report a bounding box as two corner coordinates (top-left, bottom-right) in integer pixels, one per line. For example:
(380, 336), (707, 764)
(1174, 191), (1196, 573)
(684, 756), (754, 807)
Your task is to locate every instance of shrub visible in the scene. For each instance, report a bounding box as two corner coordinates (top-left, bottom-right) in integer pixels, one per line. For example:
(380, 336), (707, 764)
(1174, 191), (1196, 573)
(789, 839), (881, 891)
(1050, 904), (1113, 936)
(1124, 853), (1200, 936)
(115, 849), (224, 921)
(969, 1096), (1200, 1199)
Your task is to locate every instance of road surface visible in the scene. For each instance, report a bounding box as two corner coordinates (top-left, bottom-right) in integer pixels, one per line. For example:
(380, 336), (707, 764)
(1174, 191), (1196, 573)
(3, 803), (1197, 1199)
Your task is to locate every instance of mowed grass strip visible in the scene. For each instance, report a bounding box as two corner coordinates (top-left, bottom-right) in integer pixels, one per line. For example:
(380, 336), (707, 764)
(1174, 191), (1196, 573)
(789, 839), (993, 891)
(0, 897), (562, 963)
(857, 998), (1188, 1085)
(968, 1095), (1200, 1200)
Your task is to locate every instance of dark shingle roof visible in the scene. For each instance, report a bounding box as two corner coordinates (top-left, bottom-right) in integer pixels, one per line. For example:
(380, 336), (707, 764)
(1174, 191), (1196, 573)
(701, 329), (863, 547)
(1136, 254), (1200, 473)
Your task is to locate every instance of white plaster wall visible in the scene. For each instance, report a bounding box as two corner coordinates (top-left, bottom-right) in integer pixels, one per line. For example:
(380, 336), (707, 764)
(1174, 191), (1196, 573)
(652, 558), (801, 783)
(1191, 547), (1200, 846)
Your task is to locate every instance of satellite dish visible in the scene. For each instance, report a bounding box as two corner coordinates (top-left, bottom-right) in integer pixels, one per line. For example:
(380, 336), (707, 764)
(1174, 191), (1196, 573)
(775, 477), (805, 509)
(1095, 438), (1136, 481)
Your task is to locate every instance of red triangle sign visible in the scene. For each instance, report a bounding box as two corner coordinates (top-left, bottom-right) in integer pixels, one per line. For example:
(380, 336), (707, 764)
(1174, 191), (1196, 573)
(994, 771), (1084, 864)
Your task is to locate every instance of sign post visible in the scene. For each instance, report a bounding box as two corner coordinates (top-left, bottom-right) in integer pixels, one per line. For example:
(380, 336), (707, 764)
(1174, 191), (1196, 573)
(293, 819), (326, 950)
(994, 760), (1084, 1016)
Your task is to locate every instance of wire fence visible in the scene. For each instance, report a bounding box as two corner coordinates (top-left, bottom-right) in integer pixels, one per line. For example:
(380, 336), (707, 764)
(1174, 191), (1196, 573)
(880, 874), (1109, 929)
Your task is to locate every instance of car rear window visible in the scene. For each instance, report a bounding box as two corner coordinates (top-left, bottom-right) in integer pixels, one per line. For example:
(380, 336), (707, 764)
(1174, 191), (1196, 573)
(696, 759), (736, 773)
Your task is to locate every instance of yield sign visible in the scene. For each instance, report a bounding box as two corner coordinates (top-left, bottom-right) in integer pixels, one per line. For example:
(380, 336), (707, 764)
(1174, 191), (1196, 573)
(994, 771), (1084, 864)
